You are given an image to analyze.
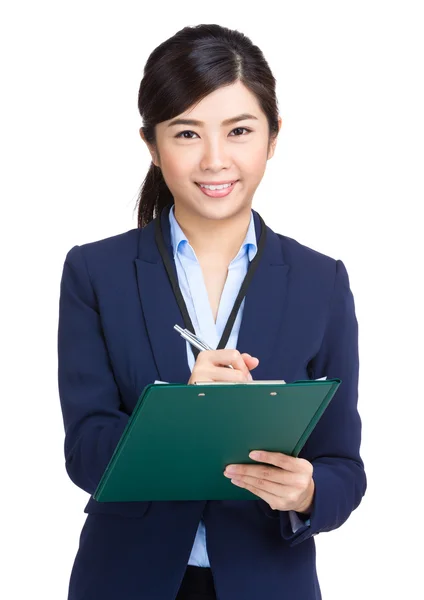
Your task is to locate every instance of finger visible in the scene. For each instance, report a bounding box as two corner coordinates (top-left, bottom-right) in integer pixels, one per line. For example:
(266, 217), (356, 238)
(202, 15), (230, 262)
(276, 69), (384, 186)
(210, 365), (251, 383)
(229, 478), (284, 510)
(225, 464), (295, 486)
(192, 364), (250, 384)
(230, 473), (288, 498)
(249, 450), (301, 473)
(202, 349), (252, 379)
(241, 353), (260, 371)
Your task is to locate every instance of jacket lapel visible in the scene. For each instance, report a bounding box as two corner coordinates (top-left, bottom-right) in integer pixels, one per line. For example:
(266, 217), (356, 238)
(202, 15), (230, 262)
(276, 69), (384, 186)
(236, 211), (290, 378)
(134, 206), (290, 383)
(134, 205), (191, 383)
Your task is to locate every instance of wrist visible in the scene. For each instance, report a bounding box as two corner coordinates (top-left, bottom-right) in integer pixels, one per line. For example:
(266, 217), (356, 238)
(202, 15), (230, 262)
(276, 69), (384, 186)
(296, 479), (315, 516)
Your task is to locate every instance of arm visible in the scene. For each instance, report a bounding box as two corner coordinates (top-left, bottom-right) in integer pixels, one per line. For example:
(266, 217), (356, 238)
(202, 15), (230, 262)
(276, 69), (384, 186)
(279, 259), (367, 545)
(57, 245), (129, 495)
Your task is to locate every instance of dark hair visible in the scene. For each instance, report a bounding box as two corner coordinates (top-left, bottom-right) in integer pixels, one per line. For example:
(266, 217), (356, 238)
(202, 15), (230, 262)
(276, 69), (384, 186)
(135, 24), (280, 228)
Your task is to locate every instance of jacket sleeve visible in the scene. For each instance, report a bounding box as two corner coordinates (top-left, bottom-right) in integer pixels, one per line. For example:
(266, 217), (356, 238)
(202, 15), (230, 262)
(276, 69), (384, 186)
(279, 259), (367, 545)
(57, 245), (130, 495)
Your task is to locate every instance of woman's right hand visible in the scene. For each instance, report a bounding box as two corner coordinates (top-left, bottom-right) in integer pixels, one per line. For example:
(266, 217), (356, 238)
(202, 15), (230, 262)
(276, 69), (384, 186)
(188, 349), (260, 384)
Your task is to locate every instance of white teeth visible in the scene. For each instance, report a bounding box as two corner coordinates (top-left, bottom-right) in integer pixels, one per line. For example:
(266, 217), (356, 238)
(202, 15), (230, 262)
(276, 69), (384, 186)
(199, 182), (233, 190)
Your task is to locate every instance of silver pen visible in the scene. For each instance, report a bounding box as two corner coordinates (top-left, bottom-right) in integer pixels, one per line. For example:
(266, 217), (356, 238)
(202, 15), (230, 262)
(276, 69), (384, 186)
(173, 324), (234, 369)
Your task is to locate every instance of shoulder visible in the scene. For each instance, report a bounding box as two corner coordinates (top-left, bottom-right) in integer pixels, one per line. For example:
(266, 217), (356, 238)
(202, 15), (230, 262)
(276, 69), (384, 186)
(63, 228), (140, 268)
(275, 230), (338, 272)
(61, 229), (144, 293)
(273, 230), (352, 295)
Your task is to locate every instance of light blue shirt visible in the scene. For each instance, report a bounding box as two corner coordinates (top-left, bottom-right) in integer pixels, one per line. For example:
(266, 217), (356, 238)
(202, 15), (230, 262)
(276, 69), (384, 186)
(168, 204), (309, 568)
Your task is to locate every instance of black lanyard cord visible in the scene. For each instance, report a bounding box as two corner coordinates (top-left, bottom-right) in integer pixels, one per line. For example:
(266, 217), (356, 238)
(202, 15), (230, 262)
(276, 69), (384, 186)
(154, 204), (267, 361)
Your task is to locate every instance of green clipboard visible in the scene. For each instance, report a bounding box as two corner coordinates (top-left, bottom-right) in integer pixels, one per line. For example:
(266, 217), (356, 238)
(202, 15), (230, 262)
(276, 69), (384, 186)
(93, 378), (341, 502)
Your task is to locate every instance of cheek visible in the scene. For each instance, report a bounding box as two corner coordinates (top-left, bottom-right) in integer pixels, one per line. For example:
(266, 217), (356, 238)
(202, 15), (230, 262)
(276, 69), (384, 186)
(240, 148), (268, 182)
(161, 152), (196, 187)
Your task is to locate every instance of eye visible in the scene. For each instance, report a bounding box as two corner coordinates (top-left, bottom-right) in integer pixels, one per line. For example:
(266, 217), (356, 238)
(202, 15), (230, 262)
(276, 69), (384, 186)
(229, 127), (252, 136)
(175, 130), (198, 139)
(174, 127), (252, 139)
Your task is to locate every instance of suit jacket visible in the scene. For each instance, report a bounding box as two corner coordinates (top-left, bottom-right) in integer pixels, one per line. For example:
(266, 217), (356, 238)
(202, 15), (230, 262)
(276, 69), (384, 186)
(58, 206), (367, 600)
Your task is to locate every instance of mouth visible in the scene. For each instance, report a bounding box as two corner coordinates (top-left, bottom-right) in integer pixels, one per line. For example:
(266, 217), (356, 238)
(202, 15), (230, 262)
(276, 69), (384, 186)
(195, 180), (239, 198)
(196, 180), (238, 186)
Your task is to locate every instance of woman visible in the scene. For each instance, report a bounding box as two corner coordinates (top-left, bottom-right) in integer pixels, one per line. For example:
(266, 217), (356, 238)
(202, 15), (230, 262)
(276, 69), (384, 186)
(58, 23), (366, 600)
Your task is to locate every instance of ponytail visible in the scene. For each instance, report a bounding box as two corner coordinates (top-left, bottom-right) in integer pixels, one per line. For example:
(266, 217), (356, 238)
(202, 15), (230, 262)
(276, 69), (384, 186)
(136, 162), (173, 229)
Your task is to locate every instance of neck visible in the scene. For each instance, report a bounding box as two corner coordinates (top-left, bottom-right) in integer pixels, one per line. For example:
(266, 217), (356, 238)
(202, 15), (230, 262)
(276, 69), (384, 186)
(173, 204), (252, 264)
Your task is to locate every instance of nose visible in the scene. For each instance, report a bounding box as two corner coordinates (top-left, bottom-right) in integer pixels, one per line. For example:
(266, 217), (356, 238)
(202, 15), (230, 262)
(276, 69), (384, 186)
(199, 138), (231, 172)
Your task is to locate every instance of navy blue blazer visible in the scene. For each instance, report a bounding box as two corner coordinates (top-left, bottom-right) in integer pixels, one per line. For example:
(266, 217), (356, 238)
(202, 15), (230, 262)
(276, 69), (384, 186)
(58, 206), (366, 600)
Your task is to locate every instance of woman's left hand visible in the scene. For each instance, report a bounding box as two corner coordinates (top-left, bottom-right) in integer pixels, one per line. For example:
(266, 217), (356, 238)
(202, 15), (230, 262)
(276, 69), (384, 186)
(224, 451), (315, 514)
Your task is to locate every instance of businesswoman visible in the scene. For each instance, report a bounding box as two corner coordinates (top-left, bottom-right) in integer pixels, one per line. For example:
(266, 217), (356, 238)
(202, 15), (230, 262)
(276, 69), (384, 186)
(58, 23), (367, 600)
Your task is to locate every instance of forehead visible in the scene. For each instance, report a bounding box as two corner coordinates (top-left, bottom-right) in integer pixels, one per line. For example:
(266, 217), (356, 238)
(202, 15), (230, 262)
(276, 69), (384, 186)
(160, 81), (266, 128)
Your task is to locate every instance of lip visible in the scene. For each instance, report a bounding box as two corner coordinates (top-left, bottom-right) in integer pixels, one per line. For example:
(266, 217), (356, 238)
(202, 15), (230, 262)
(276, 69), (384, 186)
(196, 180), (238, 198)
(196, 180), (238, 185)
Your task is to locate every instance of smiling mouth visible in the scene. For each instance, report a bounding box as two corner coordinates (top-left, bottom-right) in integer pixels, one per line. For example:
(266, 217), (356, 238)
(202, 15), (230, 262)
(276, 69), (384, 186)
(196, 180), (238, 185)
(195, 180), (239, 189)
(195, 180), (239, 198)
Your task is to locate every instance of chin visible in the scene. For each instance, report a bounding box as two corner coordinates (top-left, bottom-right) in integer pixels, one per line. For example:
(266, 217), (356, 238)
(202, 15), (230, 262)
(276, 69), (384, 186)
(173, 186), (252, 221)
(199, 203), (248, 221)
(194, 195), (251, 218)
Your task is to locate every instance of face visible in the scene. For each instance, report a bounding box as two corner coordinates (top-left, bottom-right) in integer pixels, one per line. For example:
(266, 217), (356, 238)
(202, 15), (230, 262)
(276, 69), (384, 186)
(140, 80), (282, 223)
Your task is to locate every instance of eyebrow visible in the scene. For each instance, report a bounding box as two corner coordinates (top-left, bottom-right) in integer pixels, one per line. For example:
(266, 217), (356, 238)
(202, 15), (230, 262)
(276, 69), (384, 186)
(167, 112), (259, 128)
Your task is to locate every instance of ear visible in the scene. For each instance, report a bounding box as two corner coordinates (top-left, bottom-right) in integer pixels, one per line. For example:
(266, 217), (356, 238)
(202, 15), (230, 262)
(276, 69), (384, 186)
(267, 116), (283, 160)
(139, 127), (160, 167)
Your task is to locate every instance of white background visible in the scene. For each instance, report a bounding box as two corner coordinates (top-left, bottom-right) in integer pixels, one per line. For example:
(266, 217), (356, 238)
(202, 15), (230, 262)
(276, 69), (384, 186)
(1, 1), (423, 598)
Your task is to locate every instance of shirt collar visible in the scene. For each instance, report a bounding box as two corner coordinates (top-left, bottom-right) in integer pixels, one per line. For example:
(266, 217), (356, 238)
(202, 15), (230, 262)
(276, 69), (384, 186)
(168, 204), (257, 263)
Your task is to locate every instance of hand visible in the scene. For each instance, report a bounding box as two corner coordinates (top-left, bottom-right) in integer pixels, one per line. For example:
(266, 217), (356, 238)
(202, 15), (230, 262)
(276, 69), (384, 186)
(188, 349), (259, 384)
(224, 450), (315, 514)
